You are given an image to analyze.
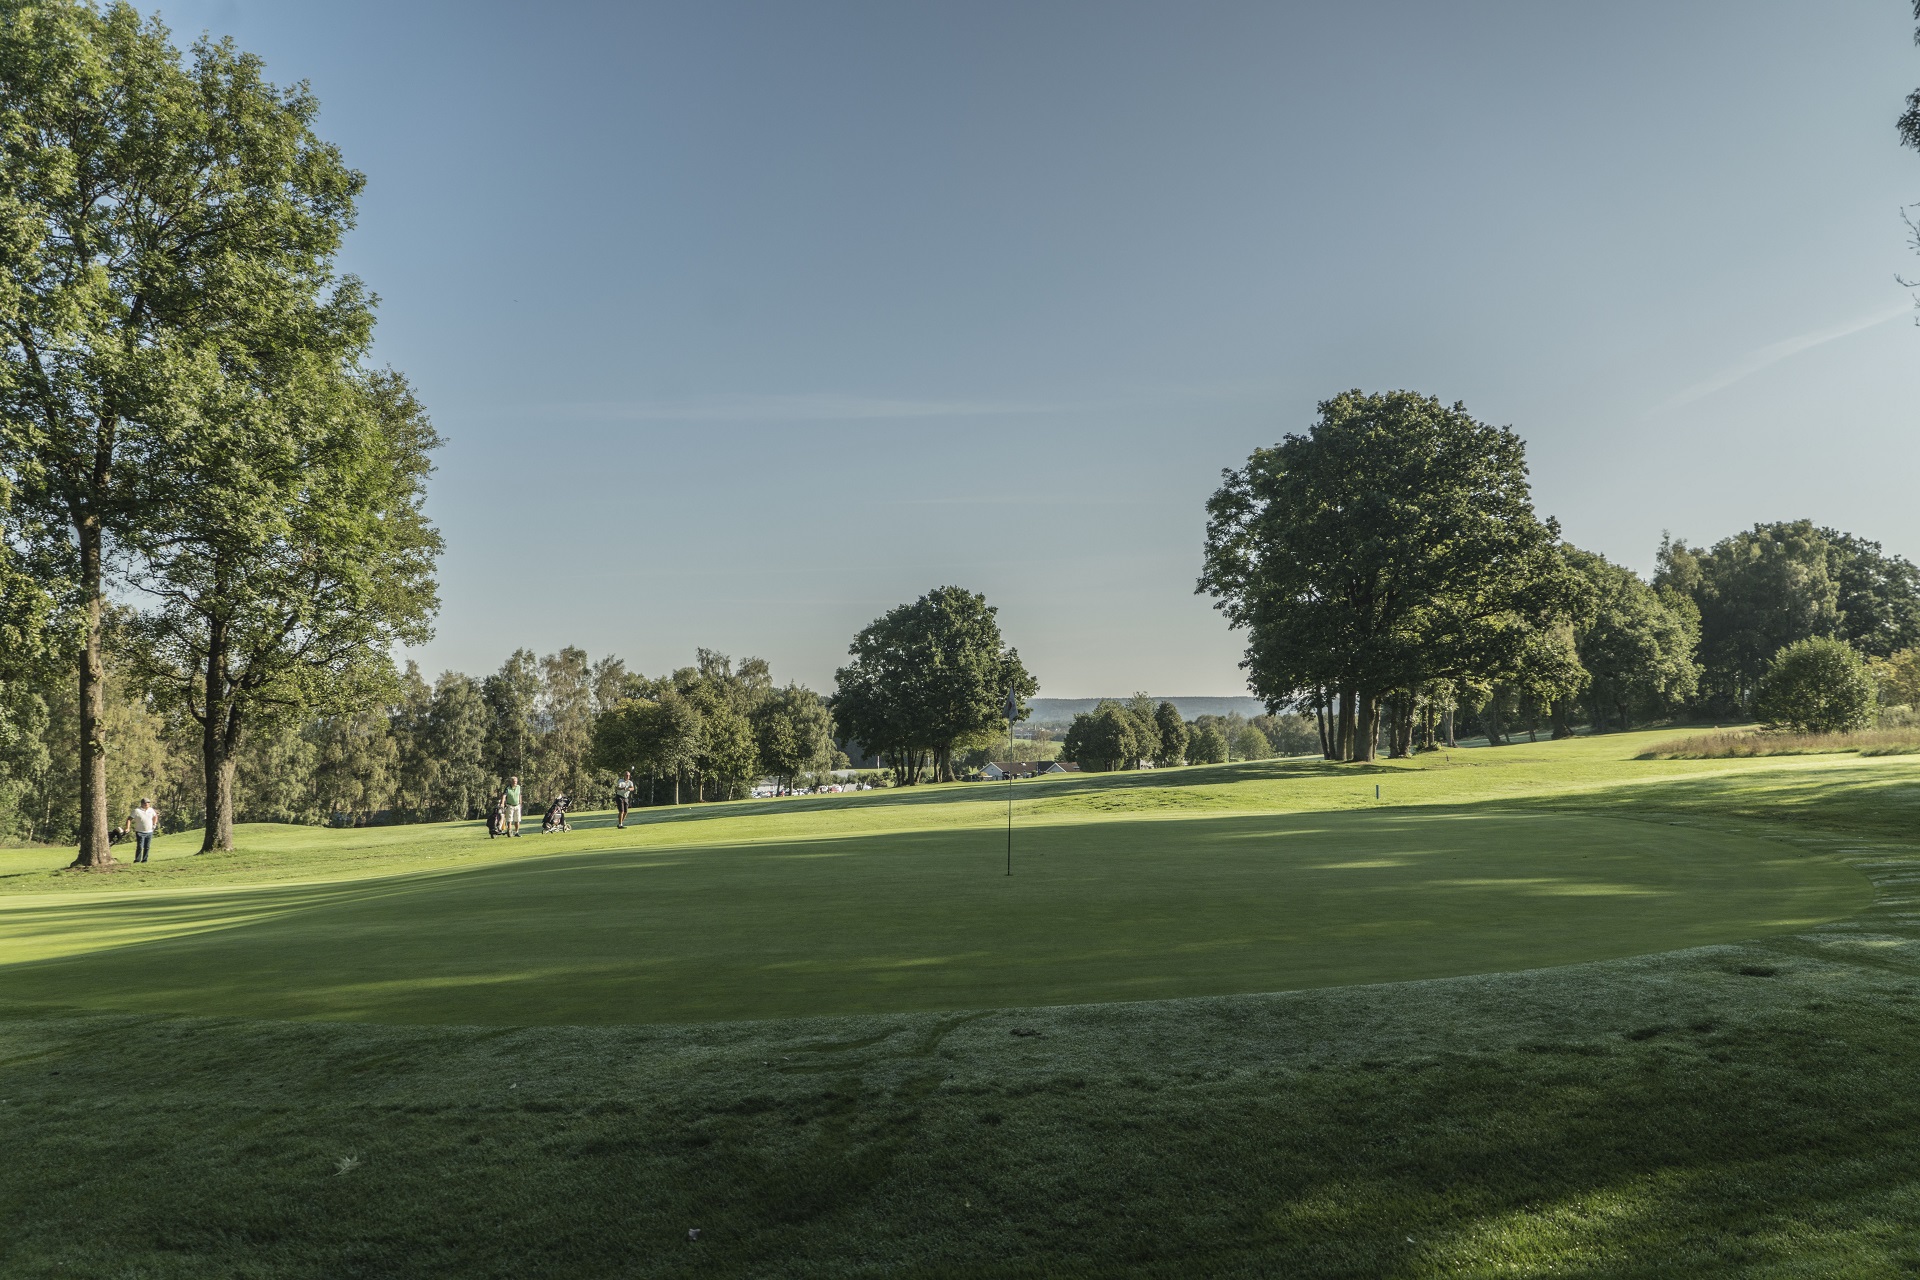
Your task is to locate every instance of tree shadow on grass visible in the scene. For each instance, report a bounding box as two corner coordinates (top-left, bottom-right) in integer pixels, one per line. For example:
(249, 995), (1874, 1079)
(5, 950), (1919, 1277)
(1494, 759), (1920, 846)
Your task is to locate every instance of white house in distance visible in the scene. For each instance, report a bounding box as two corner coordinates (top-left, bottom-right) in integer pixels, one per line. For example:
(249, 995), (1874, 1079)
(978, 761), (1081, 780)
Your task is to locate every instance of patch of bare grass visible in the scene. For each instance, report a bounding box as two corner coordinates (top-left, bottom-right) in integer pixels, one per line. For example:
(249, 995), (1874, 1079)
(1640, 727), (1920, 759)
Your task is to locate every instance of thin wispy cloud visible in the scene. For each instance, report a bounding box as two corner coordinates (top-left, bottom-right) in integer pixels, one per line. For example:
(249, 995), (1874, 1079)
(1649, 302), (1910, 416)
(468, 393), (1069, 423)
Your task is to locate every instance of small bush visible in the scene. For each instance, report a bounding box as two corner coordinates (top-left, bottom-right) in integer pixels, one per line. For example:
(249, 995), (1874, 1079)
(1754, 638), (1875, 734)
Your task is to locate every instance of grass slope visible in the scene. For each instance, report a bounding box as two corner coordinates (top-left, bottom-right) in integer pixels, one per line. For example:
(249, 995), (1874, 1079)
(4, 731), (1920, 1277)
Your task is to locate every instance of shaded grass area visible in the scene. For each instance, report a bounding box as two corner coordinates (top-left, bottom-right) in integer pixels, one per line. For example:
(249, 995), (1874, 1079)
(7, 733), (1920, 1276)
(7, 933), (1920, 1278)
(1641, 727), (1920, 760)
(0, 810), (1864, 1024)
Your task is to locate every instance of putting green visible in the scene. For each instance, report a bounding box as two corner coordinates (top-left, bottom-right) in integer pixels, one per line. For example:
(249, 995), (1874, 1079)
(0, 807), (1868, 1026)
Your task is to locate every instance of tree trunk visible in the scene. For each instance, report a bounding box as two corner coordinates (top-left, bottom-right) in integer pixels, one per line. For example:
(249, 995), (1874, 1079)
(1486, 701), (1502, 746)
(70, 516), (114, 869)
(200, 615), (237, 853)
(1315, 694), (1332, 760)
(1337, 690), (1356, 762)
(1356, 693), (1380, 763)
(1443, 707), (1457, 749)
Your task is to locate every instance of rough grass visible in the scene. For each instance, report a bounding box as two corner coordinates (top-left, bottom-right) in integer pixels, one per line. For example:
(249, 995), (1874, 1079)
(6, 732), (1920, 1277)
(1640, 726), (1920, 759)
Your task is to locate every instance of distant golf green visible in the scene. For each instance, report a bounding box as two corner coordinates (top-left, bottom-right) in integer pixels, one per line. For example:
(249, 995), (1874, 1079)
(0, 800), (1866, 1025)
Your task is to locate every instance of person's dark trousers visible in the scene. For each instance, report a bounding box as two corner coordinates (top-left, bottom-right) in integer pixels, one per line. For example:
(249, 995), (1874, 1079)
(134, 832), (152, 863)
(616, 797), (630, 828)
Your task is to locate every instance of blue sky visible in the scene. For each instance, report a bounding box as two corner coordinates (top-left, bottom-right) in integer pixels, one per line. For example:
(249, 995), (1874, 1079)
(157, 1), (1920, 695)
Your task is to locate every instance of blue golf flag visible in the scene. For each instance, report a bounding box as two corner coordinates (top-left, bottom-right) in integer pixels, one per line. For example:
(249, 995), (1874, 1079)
(1005, 687), (1019, 726)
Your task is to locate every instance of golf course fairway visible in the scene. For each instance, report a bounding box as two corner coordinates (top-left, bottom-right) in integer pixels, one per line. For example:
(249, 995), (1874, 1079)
(0, 790), (1868, 1026)
(12, 732), (1920, 1278)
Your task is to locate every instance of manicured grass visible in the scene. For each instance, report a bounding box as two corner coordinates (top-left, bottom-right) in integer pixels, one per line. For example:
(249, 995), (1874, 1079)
(0, 807), (1864, 1025)
(5, 731), (1920, 1277)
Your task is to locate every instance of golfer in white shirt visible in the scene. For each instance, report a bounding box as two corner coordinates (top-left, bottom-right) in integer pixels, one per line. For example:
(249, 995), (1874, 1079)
(126, 798), (159, 863)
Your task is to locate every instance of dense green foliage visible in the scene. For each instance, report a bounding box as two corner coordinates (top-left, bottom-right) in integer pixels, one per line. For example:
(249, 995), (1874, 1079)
(1754, 637), (1878, 734)
(0, 0), (422, 866)
(832, 586), (1037, 784)
(1563, 546), (1700, 732)
(1199, 390), (1577, 763)
(1657, 522), (1920, 714)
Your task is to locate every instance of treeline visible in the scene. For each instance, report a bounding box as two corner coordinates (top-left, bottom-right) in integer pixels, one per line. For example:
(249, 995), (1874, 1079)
(0, 645), (841, 843)
(1059, 695), (1318, 771)
(1200, 391), (1920, 758)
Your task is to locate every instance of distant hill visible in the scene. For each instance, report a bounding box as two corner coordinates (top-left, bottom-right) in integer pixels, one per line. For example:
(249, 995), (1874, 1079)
(1026, 696), (1265, 726)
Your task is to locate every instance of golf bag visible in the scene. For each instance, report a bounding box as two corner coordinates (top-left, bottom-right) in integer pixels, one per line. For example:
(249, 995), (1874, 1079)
(541, 794), (571, 834)
(487, 794), (506, 838)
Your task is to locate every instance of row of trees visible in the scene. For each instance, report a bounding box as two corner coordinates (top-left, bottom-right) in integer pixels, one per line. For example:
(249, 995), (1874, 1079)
(1200, 391), (1920, 758)
(589, 653), (836, 804)
(1057, 696), (1317, 771)
(0, 640), (844, 841)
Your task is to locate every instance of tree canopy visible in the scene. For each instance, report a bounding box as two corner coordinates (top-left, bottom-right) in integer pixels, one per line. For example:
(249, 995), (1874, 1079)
(1199, 390), (1575, 762)
(832, 587), (1035, 785)
(0, 2), (400, 864)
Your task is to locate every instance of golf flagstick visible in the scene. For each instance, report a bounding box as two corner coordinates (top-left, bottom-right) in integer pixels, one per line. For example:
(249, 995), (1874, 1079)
(1005, 686), (1018, 876)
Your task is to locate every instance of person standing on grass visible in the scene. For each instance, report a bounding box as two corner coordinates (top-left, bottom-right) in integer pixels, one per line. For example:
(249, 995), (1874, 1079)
(614, 771), (636, 829)
(124, 798), (160, 864)
(505, 776), (523, 837)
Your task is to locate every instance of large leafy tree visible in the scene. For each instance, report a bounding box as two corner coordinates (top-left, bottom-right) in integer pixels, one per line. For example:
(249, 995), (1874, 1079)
(1563, 548), (1699, 732)
(391, 666), (488, 822)
(1064, 701), (1152, 772)
(752, 683), (834, 795)
(1151, 701), (1189, 767)
(482, 650), (540, 787)
(1822, 531), (1920, 659)
(832, 586), (1035, 785)
(1658, 522), (1842, 712)
(1200, 390), (1572, 762)
(126, 369), (439, 850)
(591, 690), (702, 805)
(532, 646), (595, 804)
(0, 4), (372, 864)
